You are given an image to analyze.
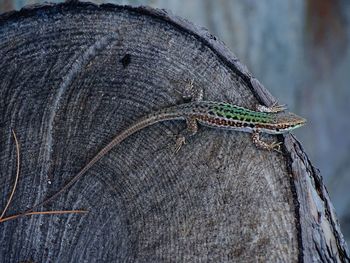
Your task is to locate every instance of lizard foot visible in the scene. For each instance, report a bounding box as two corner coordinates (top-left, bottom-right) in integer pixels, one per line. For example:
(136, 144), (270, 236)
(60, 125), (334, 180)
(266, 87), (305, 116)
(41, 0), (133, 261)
(182, 79), (203, 102)
(256, 102), (287, 113)
(174, 135), (186, 153)
(172, 117), (198, 153)
(252, 132), (282, 153)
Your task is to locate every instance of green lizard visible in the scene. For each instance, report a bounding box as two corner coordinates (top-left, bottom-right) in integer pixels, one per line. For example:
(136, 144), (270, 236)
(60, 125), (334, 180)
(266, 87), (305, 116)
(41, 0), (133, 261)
(25, 82), (306, 212)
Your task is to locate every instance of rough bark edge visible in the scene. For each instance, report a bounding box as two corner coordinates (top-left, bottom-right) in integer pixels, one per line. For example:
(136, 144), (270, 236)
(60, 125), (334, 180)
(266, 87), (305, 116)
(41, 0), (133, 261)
(286, 135), (350, 262)
(1, 2), (349, 262)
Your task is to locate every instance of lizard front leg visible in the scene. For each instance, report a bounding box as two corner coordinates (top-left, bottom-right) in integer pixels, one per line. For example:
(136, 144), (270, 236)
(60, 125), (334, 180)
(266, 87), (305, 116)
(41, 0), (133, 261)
(175, 117), (199, 153)
(252, 131), (282, 153)
(256, 102), (287, 113)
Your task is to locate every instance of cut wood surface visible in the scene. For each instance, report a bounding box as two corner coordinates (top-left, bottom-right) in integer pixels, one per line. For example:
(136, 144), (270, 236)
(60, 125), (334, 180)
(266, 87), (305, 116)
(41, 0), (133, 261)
(0, 2), (348, 262)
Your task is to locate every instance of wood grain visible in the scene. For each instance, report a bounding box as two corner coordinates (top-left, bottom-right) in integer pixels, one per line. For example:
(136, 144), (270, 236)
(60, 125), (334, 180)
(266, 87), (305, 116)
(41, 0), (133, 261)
(0, 3), (348, 262)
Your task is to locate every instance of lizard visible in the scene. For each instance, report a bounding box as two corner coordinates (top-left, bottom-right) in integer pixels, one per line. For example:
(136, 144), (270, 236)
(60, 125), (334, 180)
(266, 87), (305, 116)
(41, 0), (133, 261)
(24, 82), (306, 213)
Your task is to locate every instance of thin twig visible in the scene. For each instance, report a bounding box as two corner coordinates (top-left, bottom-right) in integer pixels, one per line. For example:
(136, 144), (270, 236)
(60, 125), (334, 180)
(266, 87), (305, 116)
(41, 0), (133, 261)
(0, 210), (88, 223)
(0, 129), (88, 224)
(0, 130), (20, 220)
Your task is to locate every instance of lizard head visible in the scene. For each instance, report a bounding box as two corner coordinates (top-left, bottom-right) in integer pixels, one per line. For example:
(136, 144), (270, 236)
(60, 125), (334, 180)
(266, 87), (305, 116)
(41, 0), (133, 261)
(266, 111), (306, 134)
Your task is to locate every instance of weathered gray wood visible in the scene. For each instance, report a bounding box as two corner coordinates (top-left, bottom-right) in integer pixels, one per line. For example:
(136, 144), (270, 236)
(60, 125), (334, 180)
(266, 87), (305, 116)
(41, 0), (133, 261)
(0, 2), (348, 262)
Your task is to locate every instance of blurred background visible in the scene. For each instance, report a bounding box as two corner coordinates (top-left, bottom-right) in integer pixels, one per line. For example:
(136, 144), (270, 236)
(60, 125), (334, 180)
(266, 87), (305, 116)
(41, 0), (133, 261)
(1, 0), (349, 243)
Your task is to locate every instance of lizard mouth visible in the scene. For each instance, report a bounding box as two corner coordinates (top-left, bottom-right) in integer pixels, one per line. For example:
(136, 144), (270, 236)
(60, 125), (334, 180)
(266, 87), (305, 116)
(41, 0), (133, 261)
(297, 117), (307, 126)
(290, 118), (307, 130)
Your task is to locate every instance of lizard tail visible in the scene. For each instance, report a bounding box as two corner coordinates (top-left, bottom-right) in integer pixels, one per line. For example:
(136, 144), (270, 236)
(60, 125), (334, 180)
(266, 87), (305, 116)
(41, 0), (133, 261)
(23, 110), (184, 214)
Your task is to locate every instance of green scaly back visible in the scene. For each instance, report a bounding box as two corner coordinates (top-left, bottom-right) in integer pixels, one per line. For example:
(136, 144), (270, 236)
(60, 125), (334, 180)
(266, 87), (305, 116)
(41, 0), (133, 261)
(211, 103), (273, 124)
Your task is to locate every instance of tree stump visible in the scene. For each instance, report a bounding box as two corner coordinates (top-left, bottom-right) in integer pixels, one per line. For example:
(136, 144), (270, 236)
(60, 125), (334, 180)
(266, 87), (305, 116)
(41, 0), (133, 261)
(0, 2), (348, 262)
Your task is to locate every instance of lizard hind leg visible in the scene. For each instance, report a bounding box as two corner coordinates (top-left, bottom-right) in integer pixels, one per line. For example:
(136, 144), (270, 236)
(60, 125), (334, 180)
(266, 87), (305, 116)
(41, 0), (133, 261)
(174, 117), (199, 153)
(182, 79), (204, 102)
(252, 131), (282, 153)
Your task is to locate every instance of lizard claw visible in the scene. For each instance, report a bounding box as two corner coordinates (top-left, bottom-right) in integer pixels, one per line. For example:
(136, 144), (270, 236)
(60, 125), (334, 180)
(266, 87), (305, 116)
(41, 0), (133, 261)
(256, 103), (287, 113)
(270, 102), (287, 113)
(252, 132), (283, 153)
(174, 136), (186, 153)
(267, 141), (283, 153)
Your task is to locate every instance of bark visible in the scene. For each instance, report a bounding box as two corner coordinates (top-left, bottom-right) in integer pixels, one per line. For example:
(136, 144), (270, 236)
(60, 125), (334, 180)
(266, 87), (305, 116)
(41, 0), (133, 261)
(0, 2), (348, 262)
